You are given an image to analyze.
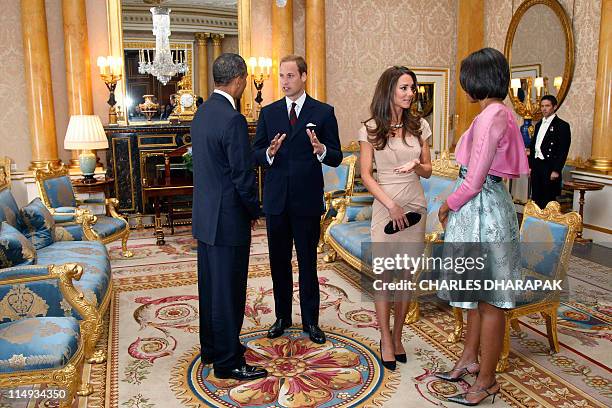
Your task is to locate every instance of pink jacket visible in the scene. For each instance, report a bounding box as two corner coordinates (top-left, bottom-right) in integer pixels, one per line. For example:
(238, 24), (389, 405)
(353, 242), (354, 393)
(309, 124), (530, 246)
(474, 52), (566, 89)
(447, 103), (529, 211)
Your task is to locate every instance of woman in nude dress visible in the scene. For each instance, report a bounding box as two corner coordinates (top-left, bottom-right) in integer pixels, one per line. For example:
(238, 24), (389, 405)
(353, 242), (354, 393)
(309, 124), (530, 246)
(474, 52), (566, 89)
(358, 66), (432, 370)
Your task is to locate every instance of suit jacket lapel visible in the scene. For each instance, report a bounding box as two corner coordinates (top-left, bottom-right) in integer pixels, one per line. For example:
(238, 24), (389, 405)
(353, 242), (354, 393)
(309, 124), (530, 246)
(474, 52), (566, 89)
(542, 116), (558, 145)
(274, 98), (292, 134)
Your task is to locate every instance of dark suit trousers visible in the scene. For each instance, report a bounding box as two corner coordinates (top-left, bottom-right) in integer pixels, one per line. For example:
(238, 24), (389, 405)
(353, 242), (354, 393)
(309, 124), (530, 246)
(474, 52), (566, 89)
(197, 240), (249, 370)
(267, 211), (321, 326)
(531, 158), (562, 209)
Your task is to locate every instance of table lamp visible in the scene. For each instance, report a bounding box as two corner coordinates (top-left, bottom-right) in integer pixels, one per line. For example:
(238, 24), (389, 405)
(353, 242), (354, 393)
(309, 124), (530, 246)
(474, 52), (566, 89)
(64, 115), (108, 184)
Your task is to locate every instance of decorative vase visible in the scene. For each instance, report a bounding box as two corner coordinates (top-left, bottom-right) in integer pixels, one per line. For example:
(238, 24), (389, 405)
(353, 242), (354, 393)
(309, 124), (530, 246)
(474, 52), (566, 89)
(139, 95), (159, 121)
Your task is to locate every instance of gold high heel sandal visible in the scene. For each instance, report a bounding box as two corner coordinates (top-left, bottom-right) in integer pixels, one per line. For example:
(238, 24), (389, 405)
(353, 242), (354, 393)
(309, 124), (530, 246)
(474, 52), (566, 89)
(447, 381), (500, 406)
(434, 361), (479, 382)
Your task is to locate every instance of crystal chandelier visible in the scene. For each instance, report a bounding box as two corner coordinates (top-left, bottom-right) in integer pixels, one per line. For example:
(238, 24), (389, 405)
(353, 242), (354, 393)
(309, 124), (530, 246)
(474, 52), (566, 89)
(138, 6), (188, 85)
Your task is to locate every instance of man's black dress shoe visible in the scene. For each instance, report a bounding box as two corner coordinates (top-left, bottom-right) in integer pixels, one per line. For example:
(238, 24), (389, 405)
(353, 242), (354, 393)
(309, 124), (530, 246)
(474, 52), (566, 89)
(214, 364), (268, 381)
(303, 325), (326, 344)
(267, 318), (292, 339)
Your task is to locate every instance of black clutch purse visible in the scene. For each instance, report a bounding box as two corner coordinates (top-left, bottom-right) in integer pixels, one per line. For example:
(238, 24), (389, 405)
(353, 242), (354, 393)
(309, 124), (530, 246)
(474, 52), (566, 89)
(384, 212), (422, 234)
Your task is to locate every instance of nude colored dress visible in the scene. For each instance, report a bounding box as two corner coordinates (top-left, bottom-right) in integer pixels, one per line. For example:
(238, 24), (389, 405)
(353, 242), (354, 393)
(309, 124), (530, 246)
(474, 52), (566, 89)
(358, 120), (431, 300)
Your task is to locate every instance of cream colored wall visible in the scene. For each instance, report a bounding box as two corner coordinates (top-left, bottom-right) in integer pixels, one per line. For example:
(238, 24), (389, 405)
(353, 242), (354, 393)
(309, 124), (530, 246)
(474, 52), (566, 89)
(0, 0), (110, 172)
(326, 0), (457, 145)
(485, 0), (602, 162)
(251, 0), (458, 146)
(0, 0), (32, 170)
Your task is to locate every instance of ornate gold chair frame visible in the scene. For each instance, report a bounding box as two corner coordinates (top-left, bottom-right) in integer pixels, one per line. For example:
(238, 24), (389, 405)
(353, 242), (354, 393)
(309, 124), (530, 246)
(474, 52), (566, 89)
(0, 264), (98, 406)
(34, 163), (133, 257)
(449, 201), (581, 372)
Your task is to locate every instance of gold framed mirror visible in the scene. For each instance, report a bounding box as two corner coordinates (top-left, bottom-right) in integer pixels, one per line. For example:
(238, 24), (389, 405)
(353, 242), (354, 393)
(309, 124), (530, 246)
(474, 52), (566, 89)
(504, 0), (574, 119)
(105, 0), (252, 123)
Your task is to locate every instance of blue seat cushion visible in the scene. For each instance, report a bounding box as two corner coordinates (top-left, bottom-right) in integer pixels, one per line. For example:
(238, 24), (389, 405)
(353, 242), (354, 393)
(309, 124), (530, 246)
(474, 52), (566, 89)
(55, 215), (127, 241)
(20, 198), (56, 250)
(36, 241), (111, 309)
(0, 317), (80, 373)
(0, 189), (25, 233)
(520, 217), (568, 278)
(323, 163), (350, 193)
(0, 222), (37, 268)
(329, 221), (371, 263)
(345, 205), (372, 222)
(422, 175), (456, 236)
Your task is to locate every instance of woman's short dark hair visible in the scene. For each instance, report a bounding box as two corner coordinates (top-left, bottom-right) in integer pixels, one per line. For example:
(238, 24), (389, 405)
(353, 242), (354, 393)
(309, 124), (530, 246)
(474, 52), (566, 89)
(459, 47), (509, 100)
(213, 53), (247, 86)
(541, 95), (558, 106)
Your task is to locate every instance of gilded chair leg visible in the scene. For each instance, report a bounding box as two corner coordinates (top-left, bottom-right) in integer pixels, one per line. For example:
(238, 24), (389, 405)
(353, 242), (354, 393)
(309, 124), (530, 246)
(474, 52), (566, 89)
(81, 315), (107, 364)
(542, 307), (560, 353)
(405, 301), (419, 324)
(57, 362), (79, 408)
(496, 316), (511, 372)
(317, 240), (325, 253)
(323, 249), (337, 263)
(447, 307), (463, 343)
(121, 233), (134, 258)
(510, 318), (521, 333)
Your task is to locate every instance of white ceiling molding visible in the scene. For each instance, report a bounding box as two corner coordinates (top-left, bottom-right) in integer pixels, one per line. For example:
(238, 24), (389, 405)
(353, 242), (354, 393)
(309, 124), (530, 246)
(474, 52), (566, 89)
(124, 0), (237, 9)
(122, 4), (238, 35)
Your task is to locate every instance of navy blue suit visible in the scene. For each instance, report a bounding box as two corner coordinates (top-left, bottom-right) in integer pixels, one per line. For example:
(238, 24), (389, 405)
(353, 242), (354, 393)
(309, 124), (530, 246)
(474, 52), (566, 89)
(191, 92), (260, 370)
(253, 94), (342, 326)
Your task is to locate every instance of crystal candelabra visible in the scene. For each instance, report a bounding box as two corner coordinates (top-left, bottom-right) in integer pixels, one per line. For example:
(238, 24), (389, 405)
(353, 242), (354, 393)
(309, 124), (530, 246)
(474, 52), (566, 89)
(247, 57), (272, 115)
(509, 76), (562, 145)
(97, 56), (123, 125)
(138, 6), (188, 85)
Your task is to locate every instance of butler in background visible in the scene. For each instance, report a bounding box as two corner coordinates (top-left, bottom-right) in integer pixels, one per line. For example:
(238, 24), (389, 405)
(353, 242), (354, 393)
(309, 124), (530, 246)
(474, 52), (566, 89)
(253, 55), (342, 344)
(191, 53), (266, 381)
(528, 95), (571, 209)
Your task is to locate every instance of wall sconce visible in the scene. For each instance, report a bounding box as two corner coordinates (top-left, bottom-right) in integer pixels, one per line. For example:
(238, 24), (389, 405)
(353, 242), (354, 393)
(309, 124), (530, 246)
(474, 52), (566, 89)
(509, 75), (555, 145)
(97, 56), (123, 125)
(248, 57), (272, 113)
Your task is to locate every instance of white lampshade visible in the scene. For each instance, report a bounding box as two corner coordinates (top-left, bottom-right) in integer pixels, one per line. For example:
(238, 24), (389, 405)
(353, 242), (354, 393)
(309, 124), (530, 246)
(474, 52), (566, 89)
(64, 115), (108, 150)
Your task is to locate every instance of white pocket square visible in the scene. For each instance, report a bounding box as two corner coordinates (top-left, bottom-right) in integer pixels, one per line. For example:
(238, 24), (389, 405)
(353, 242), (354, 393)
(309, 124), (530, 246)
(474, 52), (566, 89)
(306, 123), (317, 127)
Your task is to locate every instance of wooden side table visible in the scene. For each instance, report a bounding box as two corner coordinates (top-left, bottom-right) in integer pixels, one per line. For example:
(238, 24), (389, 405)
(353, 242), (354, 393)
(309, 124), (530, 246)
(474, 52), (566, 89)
(71, 177), (114, 196)
(562, 180), (604, 243)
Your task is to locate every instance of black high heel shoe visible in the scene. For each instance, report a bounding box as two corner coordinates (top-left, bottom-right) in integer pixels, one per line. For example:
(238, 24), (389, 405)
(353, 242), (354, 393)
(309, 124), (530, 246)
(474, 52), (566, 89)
(395, 352), (407, 363)
(434, 361), (479, 382)
(447, 381), (500, 406)
(379, 340), (396, 371)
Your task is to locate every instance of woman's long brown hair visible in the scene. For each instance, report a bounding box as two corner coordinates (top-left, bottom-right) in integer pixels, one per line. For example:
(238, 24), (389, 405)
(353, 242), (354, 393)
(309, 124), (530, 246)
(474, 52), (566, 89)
(364, 66), (422, 150)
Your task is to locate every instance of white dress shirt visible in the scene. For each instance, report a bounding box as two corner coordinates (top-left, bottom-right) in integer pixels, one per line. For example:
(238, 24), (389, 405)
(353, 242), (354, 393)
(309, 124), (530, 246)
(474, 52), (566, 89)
(266, 91), (327, 165)
(534, 113), (556, 160)
(213, 89), (236, 110)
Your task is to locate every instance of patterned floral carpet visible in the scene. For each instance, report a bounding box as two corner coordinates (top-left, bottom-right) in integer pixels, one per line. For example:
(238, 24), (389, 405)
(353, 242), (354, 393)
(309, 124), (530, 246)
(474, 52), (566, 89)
(25, 226), (610, 408)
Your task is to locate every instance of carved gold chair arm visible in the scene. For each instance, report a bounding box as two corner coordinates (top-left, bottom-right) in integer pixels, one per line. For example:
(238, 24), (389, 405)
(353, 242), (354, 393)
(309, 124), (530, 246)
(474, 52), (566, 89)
(105, 198), (127, 221)
(74, 207), (100, 241)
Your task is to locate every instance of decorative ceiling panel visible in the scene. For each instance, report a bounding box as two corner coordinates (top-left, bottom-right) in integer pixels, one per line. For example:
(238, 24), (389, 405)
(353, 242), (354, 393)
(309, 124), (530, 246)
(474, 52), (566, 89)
(123, 0), (237, 9)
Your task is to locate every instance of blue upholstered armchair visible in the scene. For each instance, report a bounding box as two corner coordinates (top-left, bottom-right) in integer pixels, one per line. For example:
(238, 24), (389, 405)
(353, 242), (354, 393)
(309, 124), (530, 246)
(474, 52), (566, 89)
(319, 155), (357, 252)
(1, 158), (112, 365)
(0, 263), (93, 406)
(450, 201), (581, 372)
(34, 163), (133, 257)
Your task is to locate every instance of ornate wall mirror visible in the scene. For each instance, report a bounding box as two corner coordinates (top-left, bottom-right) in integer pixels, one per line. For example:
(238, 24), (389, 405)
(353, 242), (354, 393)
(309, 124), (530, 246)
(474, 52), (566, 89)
(107, 0), (244, 123)
(504, 0), (575, 121)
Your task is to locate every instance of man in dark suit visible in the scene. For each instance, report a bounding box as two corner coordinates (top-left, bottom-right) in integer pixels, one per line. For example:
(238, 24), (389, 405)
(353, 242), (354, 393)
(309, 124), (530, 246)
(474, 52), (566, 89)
(191, 53), (267, 381)
(528, 95), (571, 209)
(253, 55), (342, 344)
